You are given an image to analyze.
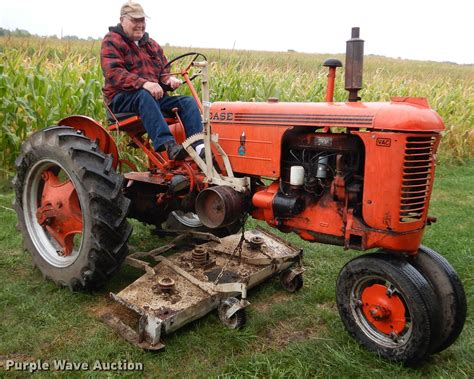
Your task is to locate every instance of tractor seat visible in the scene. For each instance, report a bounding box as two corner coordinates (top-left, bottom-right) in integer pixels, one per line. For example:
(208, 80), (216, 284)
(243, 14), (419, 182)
(106, 108), (184, 143)
(107, 109), (176, 124)
(107, 112), (138, 123)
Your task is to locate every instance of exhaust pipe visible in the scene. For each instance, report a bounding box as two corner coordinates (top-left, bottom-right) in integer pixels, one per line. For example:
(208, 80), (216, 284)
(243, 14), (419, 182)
(345, 27), (364, 102)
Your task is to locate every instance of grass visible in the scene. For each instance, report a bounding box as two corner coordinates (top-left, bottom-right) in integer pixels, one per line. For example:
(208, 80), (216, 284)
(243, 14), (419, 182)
(0, 161), (473, 378)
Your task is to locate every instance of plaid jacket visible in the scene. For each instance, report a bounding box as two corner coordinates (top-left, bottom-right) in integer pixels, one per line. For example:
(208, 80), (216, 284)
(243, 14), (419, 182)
(100, 25), (170, 103)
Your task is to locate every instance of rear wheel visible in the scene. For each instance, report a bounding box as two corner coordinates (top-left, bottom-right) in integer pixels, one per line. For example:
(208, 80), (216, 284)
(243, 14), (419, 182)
(336, 252), (440, 364)
(13, 126), (132, 291)
(409, 245), (467, 353)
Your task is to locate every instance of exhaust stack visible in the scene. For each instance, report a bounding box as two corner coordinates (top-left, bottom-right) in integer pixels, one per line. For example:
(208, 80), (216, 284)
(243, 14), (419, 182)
(345, 27), (364, 102)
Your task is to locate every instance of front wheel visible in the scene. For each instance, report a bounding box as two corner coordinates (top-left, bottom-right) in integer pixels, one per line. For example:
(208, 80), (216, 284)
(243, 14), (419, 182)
(13, 126), (132, 291)
(409, 245), (467, 354)
(336, 253), (440, 364)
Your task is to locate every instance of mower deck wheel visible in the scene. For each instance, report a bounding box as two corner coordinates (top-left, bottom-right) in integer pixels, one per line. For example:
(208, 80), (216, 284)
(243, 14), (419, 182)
(280, 270), (303, 293)
(217, 297), (246, 329)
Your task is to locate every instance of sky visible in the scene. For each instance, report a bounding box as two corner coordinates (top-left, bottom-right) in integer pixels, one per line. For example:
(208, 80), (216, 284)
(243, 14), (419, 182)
(0, 0), (473, 64)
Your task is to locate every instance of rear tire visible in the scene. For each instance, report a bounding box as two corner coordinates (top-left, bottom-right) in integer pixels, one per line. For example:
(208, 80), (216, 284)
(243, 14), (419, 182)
(13, 126), (132, 291)
(336, 252), (440, 364)
(409, 245), (467, 353)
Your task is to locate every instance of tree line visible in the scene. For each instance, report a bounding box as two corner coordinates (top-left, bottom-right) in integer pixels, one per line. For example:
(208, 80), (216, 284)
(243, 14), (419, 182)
(0, 27), (98, 41)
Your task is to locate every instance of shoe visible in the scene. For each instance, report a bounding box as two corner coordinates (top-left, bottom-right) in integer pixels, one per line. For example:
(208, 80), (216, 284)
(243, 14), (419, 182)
(195, 143), (206, 160)
(159, 140), (186, 161)
(169, 175), (189, 193)
(199, 148), (206, 161)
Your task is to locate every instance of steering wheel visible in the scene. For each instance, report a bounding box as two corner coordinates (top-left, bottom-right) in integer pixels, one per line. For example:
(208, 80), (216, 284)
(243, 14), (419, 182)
(161, 52), (208, 87)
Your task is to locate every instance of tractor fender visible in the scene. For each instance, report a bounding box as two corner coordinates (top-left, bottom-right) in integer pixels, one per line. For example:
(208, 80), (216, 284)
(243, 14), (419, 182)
(58, 115), (119, 169)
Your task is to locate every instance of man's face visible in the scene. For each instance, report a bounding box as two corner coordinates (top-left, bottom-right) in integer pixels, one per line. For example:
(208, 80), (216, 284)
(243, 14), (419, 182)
(121, 16), (146, 41)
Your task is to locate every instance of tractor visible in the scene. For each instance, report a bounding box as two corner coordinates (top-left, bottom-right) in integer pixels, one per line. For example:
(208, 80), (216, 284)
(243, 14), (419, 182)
(13, 28), (466, 364)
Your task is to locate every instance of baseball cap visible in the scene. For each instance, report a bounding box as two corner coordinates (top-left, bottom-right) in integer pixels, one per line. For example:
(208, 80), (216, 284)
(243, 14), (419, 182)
(120, 1), (149, 19)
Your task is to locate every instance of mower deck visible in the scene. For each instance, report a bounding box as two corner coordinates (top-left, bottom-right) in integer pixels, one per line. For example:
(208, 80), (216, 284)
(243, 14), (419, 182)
(103, 227), (303, 350)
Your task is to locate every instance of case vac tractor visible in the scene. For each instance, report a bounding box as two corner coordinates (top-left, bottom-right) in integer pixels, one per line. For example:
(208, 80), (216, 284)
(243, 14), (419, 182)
(13, 28), (466, 364)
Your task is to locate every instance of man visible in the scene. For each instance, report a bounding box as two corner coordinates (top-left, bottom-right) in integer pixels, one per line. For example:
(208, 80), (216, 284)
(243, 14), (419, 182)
(101, 1), (203, 161)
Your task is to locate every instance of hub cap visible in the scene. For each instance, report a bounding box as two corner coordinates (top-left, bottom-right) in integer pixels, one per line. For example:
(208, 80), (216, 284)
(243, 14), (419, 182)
(351, 277), (411, 347)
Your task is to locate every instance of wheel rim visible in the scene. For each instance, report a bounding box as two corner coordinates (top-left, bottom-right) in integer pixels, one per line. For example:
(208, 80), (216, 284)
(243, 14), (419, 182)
(23, 159), (84, 268)
(218, 298), (241, 328)
(351, 276), (412, 348)
(171, 211), (203, 228)
(219, 304), (237, 328)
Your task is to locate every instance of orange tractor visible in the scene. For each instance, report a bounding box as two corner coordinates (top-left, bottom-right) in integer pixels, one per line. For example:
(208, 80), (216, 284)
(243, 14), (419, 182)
(13, 28), (466, 364)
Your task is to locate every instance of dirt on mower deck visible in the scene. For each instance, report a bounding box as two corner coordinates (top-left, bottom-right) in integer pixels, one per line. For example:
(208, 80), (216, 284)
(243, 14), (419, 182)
(102, 227), (303, 349)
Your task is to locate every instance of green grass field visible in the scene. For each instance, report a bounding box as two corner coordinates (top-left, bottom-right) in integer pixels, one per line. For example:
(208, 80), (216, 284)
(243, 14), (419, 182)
(0, 162), (473, 378)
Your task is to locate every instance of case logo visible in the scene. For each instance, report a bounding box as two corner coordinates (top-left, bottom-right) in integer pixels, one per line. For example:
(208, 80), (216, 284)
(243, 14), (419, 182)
(210, 112), (234, 121)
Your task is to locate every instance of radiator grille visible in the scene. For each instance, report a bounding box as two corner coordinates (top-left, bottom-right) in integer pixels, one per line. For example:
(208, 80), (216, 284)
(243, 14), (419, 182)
(400, 135), (437, 222)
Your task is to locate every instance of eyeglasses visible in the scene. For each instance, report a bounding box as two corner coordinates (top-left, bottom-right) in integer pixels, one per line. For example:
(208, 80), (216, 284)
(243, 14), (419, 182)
(124, 16), (146, 24)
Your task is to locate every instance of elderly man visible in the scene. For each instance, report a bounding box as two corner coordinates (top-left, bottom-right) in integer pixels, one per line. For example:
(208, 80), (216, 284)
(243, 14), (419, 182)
(101, 1), (203, 161)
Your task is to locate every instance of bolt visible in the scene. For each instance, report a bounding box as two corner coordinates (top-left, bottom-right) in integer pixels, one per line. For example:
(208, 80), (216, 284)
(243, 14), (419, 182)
(386, 285), (396, 298)
(389, 332), (399, 342)
(368, 305), (390, 321)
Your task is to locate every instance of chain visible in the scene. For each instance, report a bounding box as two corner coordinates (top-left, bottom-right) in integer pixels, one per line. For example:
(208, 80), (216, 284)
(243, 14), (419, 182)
(213, 215), (247, 285)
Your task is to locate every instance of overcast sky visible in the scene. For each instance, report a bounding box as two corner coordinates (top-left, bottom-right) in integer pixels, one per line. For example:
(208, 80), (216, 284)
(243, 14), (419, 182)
(1, 0), (473, 64)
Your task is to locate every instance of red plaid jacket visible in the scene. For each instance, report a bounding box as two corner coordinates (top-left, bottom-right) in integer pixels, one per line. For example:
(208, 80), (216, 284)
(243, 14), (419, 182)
(100, 25), (170, 103)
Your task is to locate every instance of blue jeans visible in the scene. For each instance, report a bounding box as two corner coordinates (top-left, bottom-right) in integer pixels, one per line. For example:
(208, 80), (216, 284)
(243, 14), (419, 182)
(110, 90), (203, 149)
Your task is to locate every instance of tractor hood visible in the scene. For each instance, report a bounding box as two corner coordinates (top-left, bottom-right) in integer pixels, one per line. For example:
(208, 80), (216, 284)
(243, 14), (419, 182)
(209, 97), (445, 133)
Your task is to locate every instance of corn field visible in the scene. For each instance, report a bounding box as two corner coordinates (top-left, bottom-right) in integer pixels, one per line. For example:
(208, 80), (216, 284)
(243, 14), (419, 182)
(0, 36), (473, 177)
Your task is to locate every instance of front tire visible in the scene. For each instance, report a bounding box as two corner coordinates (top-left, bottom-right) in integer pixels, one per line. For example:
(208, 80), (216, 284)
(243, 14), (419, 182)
(336, 252), (440, 364)
(13, 126), (132, 291)
(409, 245), (467, 354)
